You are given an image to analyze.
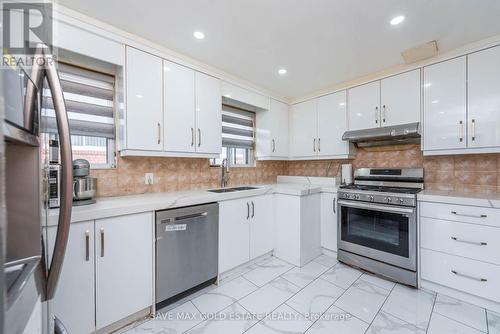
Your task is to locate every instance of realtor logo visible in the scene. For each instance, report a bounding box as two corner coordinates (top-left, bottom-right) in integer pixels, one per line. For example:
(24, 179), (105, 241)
(2, 1), (53, 55)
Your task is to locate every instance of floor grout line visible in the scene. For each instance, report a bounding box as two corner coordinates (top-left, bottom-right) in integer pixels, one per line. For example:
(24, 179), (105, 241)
(425, 291), (438, 334)
(361, 282), (397, 334)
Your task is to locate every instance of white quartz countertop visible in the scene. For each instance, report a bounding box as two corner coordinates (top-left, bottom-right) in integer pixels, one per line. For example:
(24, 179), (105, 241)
(48, 177), (338, 226)
(418, 190), (500, 208)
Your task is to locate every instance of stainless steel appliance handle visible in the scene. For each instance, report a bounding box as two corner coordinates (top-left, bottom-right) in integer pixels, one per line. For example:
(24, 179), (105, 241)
(451, 211), (487, 218)
(251, 201), (255, 218)
(198, 128), (201, 147)
(100, 228), (105, 257)
(247, 202), (250, 219)
(375, 106), (379, 124)
(333, 198), (336, 214)
(451, 270), (487, 282)
(451, 236), (487, 246)
(85, 230), (90, 261)
(471, 119), (476, 141)
(337, 200), (415, 214)
(160, 212), (208, 223)
(41, 46), (74, 300)
(191, 128), (194, 147)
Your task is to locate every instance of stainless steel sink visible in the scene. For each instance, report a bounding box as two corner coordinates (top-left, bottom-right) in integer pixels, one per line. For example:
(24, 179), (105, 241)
(207, 186), (259, 193)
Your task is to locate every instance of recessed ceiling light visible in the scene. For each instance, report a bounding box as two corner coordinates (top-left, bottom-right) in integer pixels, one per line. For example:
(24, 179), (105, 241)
(278, 68), (287, 75)
(390, 15), (405, 25)
(193, 31), (205, 39)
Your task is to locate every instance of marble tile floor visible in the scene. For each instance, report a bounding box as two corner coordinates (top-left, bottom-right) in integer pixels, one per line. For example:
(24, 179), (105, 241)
(123, 254), (500, 334)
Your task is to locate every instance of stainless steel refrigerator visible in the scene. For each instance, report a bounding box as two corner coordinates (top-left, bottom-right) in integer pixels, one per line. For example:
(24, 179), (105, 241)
(2, 46), (73, 334)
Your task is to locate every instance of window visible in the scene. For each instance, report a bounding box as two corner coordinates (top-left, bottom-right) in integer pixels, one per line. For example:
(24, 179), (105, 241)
(41, 62), (116, 168)
(211, 105), (255, 167)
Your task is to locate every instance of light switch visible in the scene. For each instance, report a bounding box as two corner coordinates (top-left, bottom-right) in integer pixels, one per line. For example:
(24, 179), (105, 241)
(144, 173), (154, 185)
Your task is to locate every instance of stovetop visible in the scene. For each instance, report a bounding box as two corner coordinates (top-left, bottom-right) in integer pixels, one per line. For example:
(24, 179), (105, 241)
(339, 184), (422, 194)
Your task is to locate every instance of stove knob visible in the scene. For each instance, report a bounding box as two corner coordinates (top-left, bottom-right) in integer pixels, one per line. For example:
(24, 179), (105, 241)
(354, 194), (360, 200)
(344, 193), (349, 199)
(386, 197), (392, 203)
(368, 195), (374, 201)
(399, 198), (405, 204)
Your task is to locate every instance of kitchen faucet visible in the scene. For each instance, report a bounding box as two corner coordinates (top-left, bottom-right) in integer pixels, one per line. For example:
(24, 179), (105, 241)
(221, 158), (230, 188)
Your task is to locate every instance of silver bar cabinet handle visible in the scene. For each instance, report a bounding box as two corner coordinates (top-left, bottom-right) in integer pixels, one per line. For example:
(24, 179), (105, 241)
(251, 201), (255, 218)
(471, 119), (476, 141)
(157, 123), (161, 144)
(246, 202), (250, 219)
(40, 45), (73, 300)
(451, 211), (487, 218)
(318, 138), (321, 152)
(100, 228), (105, 257)
(382, 105), (386, 123)
(333, 198), (336, 214)
(375, 106), (379, 124)
(451, 236), (487, 246)
(85, 230), (90, 261)
(451, 270), (487, 282)
(459, 121), (464, 142)
(272, 139), (276, 152)
(313, 138), (316, 152)
(191, 128), (194, 146)
(198, 128), (201, 147)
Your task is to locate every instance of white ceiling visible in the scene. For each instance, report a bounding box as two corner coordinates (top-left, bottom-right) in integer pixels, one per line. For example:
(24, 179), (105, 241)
(56, 0), (500, 99)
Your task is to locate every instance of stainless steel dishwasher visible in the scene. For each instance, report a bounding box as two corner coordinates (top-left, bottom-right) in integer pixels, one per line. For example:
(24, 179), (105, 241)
(155, 203), (218, 306)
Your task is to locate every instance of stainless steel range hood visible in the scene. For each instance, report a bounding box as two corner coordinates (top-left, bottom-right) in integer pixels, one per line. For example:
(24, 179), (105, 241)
(342, 122), (421, 147)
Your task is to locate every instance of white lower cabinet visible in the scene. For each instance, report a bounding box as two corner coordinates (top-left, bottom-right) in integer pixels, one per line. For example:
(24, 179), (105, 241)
(46, 221), (95, 334)
(320, 193), (338, 252)
(95, 212), (154, 330)
(274, 193), (321, 267)
(46, 213), (154, 333)
(218, 195), (274, 273)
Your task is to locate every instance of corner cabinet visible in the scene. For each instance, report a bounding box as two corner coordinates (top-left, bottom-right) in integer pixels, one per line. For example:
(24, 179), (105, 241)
(347, 69), (420, 131)
(121, 46), (221, 158)
(256, 99), (289, 159)
(320, 193), (338, 252)
(45, 213), (154, 333)
(290, 90), (353, 160)
(218, 195), (274, 273)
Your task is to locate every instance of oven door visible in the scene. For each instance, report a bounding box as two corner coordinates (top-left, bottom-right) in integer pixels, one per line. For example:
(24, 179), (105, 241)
(337, 200), (416, 271)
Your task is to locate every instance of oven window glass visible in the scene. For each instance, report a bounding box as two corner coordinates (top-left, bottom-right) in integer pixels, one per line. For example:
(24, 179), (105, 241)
(341, 206), (409, 257)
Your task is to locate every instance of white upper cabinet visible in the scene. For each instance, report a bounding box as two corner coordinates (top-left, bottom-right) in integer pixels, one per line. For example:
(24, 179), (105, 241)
(195, 72), (222, 154)
(291, 99), (318, 158)
(423, 57), (467, 151)
(348, 81), (380, 131)
(468, 45), (500, 149)
(163, 60), (196, 153)
(317, 90), (349, 157)
(125, 47), (163, 151)
(381, 69), (421, 126)
(256, 99), (289, 159)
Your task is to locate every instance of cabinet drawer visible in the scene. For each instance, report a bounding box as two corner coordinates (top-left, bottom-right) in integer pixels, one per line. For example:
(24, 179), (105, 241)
(420, 202), (500, 227)
(421, 217), (500, 265)
(421, 249), (500, 303)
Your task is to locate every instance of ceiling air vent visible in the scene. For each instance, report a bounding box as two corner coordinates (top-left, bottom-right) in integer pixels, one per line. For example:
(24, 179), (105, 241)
(401, 40), (438, 64)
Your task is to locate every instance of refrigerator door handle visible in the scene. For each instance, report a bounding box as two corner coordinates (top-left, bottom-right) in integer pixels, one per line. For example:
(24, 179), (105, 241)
(37, 45), (73, 300)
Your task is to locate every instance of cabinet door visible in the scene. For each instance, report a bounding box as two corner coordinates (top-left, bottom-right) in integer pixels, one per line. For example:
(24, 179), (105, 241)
(320, 193), (337, 252)
(255, 108), (273, 158)
(270, 99), (289, 158)
(195, 72), (222, 154)
(423, 57), (467, 151)
(46, 221), (95, 334)
(219, 198), (250, 273)
(317, 91), (348, 157)
(163, 60), (196, 152)
(348, 81), (381, 130)
(290, 100), (317, 158)
(125, 47), (163, 150)
(381, 69), (421, 126)
(95, 212), (153, 330)
(249, 195), (274, 259)
(468, 46), (500, 148)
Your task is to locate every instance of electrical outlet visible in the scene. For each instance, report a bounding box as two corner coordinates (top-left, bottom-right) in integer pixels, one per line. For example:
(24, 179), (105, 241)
(144, 173), (154, 185)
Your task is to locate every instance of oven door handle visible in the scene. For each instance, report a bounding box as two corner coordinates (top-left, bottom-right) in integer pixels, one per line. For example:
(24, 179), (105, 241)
(337, 200), (415, 214)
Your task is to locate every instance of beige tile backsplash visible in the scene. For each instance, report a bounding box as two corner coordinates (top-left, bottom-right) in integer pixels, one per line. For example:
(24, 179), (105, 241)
(92, 145), (500, 198)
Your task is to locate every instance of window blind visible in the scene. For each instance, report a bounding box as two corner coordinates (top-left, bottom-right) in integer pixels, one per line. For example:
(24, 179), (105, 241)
(41, 62), (115, 138)
(222, 104), (255, 149)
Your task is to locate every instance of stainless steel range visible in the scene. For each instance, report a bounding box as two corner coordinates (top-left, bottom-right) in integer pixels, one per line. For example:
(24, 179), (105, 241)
(337, 168), (424, 286)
